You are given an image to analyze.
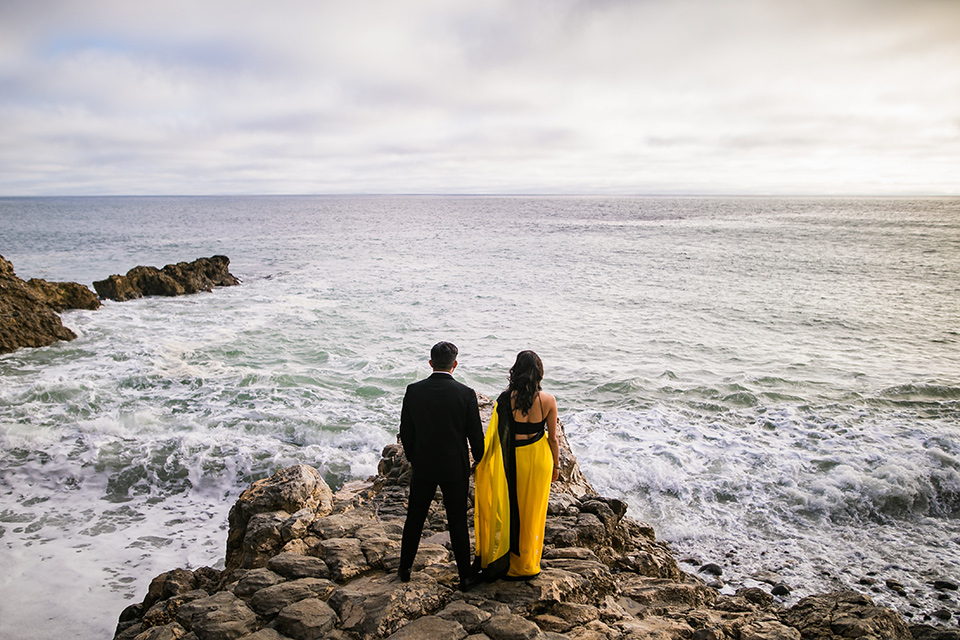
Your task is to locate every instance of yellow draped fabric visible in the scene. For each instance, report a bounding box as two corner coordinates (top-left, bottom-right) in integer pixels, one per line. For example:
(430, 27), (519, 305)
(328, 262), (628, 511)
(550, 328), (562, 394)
(509, 432), (552, 577)
(474, 398), (553, 579)
(474, 400), (512, 575)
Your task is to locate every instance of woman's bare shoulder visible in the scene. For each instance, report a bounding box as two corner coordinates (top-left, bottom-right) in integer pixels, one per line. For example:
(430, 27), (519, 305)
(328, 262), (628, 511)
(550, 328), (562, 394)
(539, 391), (558, 409)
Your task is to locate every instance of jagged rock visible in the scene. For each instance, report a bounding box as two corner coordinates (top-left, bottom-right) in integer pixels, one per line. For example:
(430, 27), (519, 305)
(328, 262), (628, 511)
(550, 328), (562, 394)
(0, 253), (79, 352)
(779, 591), (912, 640)
(248, 578), (336, 618)
(226, 465), (333, 574)
(911, 624), (960, 640)
(117, 433), (926, 640)
(483, 613), (542, 640)
(274, 598), (338, 640)
(436, 601), (492, 634)
(328, 573), (447, 639)
(25, 277), (101, 311)
(317, 538), (369, 581)
(175, 591), (258, 640)
(266, 553), (330, 580)
(233, 568), (286, 598)
(384, 615), (467, 640)
(133, 622), (189, 640)
(93, 255), (239, 301)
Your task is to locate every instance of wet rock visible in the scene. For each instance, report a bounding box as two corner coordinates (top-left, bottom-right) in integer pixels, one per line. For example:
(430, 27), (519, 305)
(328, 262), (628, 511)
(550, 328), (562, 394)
(385, 615), (467, 640)
(93, 255), (239, 301)
(275, 598), (338, 640)
(932, 608), (952, 621)
(700, 563), (724, 577)
(934, 580), (959, 591)
(771, 584), (792, 597)
(780, 591), (912, 640)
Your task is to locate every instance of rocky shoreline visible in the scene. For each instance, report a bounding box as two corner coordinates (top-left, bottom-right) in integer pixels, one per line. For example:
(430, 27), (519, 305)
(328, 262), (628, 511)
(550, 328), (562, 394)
(113, 398), (959, 640)
(0, 254), (238, 354)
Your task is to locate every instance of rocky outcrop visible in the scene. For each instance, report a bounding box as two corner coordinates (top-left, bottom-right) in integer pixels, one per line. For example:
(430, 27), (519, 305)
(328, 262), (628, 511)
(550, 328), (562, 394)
(94, 256), (240, 301)
(115, 398), (942, 640)
(0, 253), (100, 354)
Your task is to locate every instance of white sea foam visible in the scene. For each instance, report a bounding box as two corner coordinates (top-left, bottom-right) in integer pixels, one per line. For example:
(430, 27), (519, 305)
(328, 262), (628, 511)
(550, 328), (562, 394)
(2, 195), (959, 637)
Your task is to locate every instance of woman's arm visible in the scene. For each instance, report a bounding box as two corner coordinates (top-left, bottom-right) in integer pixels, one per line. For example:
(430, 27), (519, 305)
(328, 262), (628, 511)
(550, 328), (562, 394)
(544, 392), (560, 483)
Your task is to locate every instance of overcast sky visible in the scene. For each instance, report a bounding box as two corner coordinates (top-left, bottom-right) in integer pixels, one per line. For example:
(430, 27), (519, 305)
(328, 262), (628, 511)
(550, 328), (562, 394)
(1, 0), (958, 196)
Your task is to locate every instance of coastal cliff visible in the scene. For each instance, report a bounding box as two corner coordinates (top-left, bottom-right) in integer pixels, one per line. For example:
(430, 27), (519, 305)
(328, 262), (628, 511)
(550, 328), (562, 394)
(114, 398), (955, 640)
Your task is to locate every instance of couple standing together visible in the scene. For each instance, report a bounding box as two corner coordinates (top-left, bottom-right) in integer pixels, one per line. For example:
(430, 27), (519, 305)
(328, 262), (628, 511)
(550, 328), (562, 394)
(398, 341), (560, 592)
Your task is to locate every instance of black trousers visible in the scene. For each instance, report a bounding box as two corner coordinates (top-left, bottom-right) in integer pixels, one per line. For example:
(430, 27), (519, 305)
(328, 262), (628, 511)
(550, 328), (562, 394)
(399, 471), (472, 580)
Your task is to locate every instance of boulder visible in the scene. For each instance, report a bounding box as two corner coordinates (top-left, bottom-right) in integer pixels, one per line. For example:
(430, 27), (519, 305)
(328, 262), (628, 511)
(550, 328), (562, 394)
(25, 277), (101, 311)
(93, 255), (239, 301)
(226, 465), (333, 574)
(779, 591), (912, 640)
(0, 253), (80, 352)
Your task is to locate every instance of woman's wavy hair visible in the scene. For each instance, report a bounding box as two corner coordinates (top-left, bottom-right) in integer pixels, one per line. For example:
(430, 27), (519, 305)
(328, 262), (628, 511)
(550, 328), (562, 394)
(507, 350), (544, 416)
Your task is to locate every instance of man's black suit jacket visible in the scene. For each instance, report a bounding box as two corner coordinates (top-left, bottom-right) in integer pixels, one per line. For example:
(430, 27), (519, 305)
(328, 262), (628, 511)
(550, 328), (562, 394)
(399, 372), (484, 483)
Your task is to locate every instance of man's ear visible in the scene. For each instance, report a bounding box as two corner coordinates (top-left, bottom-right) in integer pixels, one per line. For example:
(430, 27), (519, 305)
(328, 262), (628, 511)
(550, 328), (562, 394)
(451, 360), (458, 372)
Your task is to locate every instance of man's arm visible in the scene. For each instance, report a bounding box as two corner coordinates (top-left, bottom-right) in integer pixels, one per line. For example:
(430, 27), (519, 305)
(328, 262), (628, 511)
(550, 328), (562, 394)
(399, 388), (415, 462)
(466, 391), (484, 464)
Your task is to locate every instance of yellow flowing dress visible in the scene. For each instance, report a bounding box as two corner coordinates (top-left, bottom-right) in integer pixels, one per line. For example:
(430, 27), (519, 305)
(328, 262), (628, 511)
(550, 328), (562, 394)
(474, 393), (553, 579)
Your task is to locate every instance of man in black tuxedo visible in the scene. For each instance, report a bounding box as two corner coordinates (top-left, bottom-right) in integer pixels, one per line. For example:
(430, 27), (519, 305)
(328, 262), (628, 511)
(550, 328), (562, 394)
(398, 341), (484, 591)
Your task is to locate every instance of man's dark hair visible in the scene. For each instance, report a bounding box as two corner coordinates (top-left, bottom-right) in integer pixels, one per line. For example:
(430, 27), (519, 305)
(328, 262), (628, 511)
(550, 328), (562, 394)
(431, 341), (458, 371)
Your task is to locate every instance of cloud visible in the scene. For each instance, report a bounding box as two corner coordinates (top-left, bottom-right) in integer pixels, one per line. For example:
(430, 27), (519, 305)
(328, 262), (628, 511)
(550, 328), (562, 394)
(0, 0), (958, 195)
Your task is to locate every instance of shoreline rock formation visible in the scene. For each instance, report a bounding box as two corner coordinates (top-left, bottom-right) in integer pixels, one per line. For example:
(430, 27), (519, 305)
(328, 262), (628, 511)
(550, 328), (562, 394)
(93, 255), (240, 302)
(113, 397), (957, 640)
(0, 253), (100, 354)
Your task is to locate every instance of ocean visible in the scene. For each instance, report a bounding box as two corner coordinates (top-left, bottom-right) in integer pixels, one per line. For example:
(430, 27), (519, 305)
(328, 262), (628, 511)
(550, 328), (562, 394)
(1, 195), (958, 638)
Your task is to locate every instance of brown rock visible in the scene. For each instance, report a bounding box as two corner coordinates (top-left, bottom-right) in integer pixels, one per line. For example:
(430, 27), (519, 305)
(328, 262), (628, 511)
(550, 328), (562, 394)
(0, 253), (78, 352)
(132, 622), (188, 640)
(317, 538), (369, 581)
(249, 578), (336, 618)
(266, 553), (330, 580)
(175, 591), (258, 640)
(93, 255), (239, 301)
(436, 601), (492, 634)
(328, 573), (447, 639)
(483, 613), (542, 640)
(275, 598), (338, 640)
(385, 615), (468, 640)
(780, 591), (912, 640)
(226, 465), (334, 574)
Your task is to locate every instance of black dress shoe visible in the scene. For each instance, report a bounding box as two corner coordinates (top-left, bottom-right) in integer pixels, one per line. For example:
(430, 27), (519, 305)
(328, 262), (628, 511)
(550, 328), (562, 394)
(398, 567), (411, 583)
(459, 575), (480, 592)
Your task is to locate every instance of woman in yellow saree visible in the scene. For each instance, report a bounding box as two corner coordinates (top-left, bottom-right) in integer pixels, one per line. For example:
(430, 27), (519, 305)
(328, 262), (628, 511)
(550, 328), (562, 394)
(474, 351), (559, 580)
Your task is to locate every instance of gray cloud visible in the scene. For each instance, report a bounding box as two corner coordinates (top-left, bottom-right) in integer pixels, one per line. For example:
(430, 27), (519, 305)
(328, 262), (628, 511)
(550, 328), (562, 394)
(0, 0), (957, 195)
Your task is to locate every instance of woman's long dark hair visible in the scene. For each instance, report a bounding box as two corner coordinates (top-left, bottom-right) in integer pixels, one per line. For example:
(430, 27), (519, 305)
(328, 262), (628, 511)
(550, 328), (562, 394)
(507, 350), (544, 416)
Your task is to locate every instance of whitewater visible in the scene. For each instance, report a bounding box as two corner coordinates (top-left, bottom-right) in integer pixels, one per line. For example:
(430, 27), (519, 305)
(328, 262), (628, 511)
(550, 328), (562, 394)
(1, 195), (958, 638)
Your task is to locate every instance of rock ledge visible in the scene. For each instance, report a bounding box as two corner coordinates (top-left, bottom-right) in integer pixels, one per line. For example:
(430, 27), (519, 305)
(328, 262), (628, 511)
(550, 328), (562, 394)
(114, 401), (956, 640)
